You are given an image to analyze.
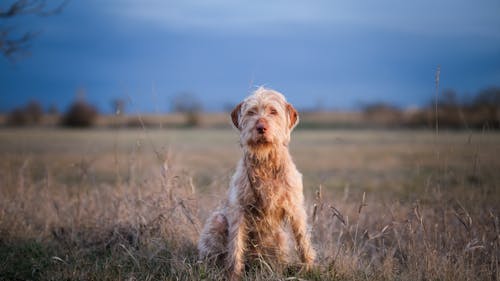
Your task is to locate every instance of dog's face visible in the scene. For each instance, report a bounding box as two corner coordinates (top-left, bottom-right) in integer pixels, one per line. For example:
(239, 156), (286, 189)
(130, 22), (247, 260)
(231, 88), (299, 152)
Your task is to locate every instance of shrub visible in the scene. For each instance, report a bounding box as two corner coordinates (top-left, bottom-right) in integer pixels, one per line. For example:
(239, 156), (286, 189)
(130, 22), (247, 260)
(62, 100), (98, 128)
(6, 108), (31, 126)
(171, 92), (203, 127)
(6, 101), (43, 126)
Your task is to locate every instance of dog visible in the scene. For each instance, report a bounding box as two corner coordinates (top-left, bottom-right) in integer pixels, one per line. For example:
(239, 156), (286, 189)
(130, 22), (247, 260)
(198, 87), (315, 280)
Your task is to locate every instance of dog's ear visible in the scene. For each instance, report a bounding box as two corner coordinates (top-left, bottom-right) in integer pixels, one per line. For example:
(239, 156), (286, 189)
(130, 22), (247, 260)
(286, 103), (299, 130)
(231, 102), (243, 130)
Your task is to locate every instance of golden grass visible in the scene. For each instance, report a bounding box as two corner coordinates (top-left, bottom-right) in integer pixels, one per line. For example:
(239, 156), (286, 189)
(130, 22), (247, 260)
(0, 128), (499, 280)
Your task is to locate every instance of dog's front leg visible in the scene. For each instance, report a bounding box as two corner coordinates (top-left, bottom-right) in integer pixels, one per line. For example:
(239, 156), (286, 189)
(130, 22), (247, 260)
(289, 203), (315, 268)
(227, 208), (247, 280)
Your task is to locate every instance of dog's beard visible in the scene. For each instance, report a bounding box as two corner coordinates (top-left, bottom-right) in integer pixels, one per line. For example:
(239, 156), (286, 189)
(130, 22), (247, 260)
(254, 134), (269, 143)
(244, 135), (277, 161)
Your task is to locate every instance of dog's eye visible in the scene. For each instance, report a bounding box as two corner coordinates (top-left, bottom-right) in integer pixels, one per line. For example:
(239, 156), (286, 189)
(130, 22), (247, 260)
(270, 109), (278, 115)
(247, 110), (256, 116)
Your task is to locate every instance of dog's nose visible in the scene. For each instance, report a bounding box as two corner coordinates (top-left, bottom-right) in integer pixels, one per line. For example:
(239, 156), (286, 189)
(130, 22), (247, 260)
(256, 125), (266, 134)
(256, 120), (267, 134)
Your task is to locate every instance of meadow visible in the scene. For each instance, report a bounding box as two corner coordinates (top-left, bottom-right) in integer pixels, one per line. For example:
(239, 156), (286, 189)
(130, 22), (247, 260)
(0, 128), (499, 280)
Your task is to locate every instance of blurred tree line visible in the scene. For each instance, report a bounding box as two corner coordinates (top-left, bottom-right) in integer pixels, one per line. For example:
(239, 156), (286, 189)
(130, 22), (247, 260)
(5, 96), (97, 128)
(363, 87), (500, 129)
(2, 87), (499, 129)
(3, 90), (204, 128)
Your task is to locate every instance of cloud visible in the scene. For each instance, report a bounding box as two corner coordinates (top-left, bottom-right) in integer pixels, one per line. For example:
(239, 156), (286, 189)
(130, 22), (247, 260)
(104, 0), (500, 38)
(105, 0), (330, 32)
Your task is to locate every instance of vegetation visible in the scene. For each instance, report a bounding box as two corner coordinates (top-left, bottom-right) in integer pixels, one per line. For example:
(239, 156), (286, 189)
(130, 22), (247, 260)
(61, 99), (98, 128)
(364, 87), (500, 129)
(171, 92), (203, 127)
(0, 129), (498, 280)
(6, 101), (43, 126)
(0, 0), (68, 61)
(2, 87), (499, 129)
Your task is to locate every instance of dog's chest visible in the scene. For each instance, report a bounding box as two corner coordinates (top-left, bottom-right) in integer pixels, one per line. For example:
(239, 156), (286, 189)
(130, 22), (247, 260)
(246, 178), (289, 218)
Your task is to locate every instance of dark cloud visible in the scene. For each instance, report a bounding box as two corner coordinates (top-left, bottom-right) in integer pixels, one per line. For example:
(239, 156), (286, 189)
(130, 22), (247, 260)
(1, 0), (499, 112)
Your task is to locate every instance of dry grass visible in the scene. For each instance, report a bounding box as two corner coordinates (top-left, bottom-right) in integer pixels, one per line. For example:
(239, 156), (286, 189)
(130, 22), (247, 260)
(0, 128), (499, 280)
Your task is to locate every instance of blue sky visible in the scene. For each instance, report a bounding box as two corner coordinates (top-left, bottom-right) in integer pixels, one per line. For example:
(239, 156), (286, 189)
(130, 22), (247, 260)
(1, 0), (499, 113)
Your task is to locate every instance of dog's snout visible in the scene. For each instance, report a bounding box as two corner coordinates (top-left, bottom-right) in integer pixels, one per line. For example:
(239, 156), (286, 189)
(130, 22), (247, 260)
(256, 119), (268, 134)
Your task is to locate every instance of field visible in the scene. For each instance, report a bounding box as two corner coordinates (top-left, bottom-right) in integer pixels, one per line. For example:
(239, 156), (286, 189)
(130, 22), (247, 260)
(0, 128), (499, 280)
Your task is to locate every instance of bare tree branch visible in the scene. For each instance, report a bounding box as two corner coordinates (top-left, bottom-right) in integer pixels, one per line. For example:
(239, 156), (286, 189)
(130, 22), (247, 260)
(0, 0), (69, 61)
(1, 0), (45, 18)
(0, 29), (39, 61)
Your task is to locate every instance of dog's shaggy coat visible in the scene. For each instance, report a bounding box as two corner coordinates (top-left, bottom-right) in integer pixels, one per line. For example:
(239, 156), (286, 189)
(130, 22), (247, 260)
(198, 88), (315, 280)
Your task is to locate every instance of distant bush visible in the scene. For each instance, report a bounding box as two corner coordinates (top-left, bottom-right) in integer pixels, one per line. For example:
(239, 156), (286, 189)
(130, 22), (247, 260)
(421, 88), (500, 129)
(6, 108), (30, 126)
(468, 87), (500, 128)
(6, 101), (43, 126)
(62, 100), (98, 128)
(406, 89), (465, 129)
(171, 92), (202, 127)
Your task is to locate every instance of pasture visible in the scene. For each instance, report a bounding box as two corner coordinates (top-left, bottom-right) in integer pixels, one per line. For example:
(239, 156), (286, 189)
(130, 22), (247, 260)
(0, 128), (499, 280)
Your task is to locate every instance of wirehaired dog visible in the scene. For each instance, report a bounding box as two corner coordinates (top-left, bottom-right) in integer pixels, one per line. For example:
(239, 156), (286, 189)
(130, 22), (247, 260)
(198, 87), (315, 280)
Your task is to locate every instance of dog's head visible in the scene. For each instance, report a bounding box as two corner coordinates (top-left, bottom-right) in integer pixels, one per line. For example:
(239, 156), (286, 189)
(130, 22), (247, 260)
(231, 87), (299, 152)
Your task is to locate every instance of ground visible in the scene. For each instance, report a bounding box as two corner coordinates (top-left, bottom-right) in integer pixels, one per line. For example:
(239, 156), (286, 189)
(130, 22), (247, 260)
(0, 128), (499, 280)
